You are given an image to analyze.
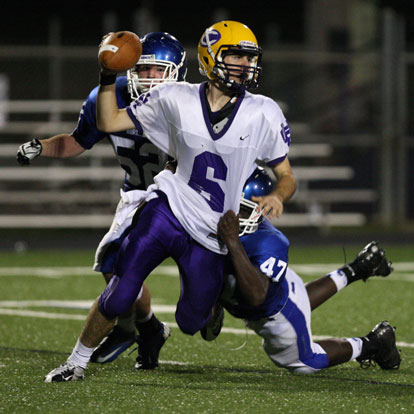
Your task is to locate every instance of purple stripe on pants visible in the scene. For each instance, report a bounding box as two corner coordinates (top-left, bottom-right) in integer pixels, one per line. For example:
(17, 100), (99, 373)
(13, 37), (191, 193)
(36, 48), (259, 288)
(98, 192), (225, 335)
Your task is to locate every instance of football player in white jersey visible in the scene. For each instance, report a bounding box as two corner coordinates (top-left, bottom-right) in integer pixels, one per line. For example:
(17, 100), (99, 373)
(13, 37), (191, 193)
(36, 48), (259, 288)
(16, 33), (187, 370)
(213, 168), (400, 373)
(44, 20), (297, 382)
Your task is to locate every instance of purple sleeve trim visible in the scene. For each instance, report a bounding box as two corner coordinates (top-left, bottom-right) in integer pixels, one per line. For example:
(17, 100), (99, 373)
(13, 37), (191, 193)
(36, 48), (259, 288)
(266, 154), (287, 167)
(126, 106), (144, 135)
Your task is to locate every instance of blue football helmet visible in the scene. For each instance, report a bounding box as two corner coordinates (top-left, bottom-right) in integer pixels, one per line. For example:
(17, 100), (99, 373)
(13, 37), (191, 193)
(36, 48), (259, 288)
(239, 167), (274, 236)
(127, 32), (187, 98)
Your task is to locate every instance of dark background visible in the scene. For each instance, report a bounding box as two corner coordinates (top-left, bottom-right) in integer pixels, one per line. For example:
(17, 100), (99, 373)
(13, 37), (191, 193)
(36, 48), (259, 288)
(1, 0), (413, 250)
(5, 1), (413, 47)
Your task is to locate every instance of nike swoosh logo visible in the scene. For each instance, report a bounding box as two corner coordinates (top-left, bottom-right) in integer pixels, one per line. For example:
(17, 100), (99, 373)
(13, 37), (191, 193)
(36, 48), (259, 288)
(240, 135), (250, 140)
(95, 346), (125, 363)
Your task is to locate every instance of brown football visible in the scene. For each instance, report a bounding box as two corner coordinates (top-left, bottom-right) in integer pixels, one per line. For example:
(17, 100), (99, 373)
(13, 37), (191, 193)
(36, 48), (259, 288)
(98, 31), (142, 73)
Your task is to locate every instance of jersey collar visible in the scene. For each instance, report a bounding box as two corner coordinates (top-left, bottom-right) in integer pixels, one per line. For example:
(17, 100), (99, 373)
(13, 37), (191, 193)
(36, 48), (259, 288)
(199, 82), (245, 141)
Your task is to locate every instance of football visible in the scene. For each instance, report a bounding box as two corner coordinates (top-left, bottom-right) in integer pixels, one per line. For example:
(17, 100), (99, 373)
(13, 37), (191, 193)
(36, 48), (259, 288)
(98, 31), (142, 73)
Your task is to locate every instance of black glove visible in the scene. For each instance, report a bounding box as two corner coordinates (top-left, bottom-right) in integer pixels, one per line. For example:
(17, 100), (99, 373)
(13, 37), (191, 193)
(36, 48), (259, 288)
(16, 138), (42, 165)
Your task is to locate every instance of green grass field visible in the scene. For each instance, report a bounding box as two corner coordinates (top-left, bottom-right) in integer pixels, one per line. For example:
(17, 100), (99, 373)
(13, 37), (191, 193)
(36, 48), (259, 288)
(0, 245), (413, 414)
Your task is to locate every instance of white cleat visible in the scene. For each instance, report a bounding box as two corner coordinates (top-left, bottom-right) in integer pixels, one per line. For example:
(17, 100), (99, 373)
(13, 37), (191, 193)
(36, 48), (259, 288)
(44, 361), (85, 383)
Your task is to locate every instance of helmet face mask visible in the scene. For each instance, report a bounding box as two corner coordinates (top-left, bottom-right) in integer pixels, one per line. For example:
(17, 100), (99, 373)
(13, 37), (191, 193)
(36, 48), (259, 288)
(128, 59), (183, 96)
(127, 32), (187, 99)
(239, 197), (264, 236)
(198, 21), (262, 93)
(214, 46), (262, 91)
(239, 168), (274, 236)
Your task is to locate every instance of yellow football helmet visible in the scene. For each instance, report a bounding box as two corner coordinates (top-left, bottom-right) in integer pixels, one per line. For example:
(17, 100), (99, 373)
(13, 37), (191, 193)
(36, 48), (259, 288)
(198, 20), (262, 93)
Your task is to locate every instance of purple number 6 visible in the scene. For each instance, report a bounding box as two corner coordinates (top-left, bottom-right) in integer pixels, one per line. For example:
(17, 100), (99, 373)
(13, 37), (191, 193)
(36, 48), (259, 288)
(188, 152), (228, 212)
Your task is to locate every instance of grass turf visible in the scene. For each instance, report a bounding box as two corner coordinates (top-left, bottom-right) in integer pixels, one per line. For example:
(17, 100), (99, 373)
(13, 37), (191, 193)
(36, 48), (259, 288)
(0, 245), (413, 414)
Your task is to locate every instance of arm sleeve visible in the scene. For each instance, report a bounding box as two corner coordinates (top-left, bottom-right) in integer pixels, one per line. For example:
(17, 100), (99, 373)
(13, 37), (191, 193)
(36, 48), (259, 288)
(72, 87), (106, 150)
(243, 230), (289, 283)
(257, 101), (291, 167)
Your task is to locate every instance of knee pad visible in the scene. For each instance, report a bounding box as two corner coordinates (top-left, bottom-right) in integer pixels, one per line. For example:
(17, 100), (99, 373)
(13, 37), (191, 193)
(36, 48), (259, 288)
(98, 275), (139, 319)
(263, 340), (328, 374)
(175, 309), (206, 336)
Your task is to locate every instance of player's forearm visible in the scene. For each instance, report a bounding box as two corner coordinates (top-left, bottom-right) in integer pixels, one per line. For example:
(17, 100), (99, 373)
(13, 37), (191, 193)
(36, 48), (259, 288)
(40, 134), (85, 158)
(97, 83), (133, 133)
(272, 171), (296, 203)
(226, 238), (269, 306)
(271, 156), (297, 203)
(97, 83), (118, 132)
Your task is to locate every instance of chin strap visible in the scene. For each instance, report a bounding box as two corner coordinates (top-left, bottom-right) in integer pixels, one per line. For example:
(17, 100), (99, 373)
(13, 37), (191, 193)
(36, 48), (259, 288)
(214, 321), (249, 352)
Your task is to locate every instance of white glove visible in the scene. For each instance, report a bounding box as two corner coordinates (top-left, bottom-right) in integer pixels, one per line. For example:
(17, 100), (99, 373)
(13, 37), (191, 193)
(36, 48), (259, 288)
(16, 139), (42, 165)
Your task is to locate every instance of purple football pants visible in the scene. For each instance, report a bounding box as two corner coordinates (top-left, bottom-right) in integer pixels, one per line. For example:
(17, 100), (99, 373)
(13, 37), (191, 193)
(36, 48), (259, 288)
(98, 192), (225, 335)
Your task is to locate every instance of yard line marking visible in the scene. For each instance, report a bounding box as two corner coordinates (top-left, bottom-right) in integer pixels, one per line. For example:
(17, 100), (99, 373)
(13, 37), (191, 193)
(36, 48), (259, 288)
(1, 263), (414, 279)
(0, 265), (180, 277)
(292, 262), (414, 275)
(0, 300), (175, 313)
(0, 307), (413, 349)
(385, 274), (414, 282)
(159, 360), (188, 366)
(391, 262), (414, 271)
(0, 300), (94, 309)
(0, 308), (86, 320)
(0, 267), (95, 277)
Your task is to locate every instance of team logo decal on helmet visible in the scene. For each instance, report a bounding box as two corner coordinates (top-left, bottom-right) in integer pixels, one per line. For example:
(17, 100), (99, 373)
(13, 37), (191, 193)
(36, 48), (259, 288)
(200, 30), (221, 47)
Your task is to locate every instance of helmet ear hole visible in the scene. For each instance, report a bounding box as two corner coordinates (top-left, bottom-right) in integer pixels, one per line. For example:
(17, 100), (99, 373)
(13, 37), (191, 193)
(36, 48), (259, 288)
(203, 57), (209, 65)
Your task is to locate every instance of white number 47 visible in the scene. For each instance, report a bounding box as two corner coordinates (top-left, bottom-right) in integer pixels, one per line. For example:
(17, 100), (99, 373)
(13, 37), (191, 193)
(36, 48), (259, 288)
(260, 257), (287, 282)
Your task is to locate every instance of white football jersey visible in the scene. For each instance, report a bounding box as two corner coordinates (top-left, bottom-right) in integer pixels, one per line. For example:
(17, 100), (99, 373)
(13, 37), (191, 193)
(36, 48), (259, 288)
(127, 82), (290, 254)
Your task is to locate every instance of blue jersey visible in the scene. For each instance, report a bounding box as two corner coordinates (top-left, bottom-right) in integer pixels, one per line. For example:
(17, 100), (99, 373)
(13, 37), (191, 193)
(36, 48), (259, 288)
(72, 76), (167, 192)
(221, 219), (290, 320)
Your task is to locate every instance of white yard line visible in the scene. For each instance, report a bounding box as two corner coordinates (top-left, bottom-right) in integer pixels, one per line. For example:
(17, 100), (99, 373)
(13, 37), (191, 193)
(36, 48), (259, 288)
(158, 360), (188, 366)
(0, 306), (413, 349)
(0, 300), (175, 313)
(1, 263), (413, 350)
(0, 267), (95, 278)
(292, 262), (414, 275)
(0, 308), (86, 320)
(0, 266), (180, 277)
(1, 263), (414, 278)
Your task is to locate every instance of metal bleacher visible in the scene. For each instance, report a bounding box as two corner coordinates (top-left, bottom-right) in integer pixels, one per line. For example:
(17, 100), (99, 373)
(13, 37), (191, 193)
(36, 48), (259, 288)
(0, 113), (375, 229)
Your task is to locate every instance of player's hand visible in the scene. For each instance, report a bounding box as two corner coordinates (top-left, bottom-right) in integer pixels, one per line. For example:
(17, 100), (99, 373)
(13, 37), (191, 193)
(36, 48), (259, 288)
(218, 210), (240, 244)
(98, 33), (117, 75)
(99, 32), (113, 49)
(164, 159), (177, 173)
(16, 138), (42, 165)
(251, 193), (283, 219)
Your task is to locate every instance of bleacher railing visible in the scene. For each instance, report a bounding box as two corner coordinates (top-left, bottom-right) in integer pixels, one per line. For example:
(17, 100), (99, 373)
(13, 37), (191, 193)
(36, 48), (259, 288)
(0, 44), (411, 229)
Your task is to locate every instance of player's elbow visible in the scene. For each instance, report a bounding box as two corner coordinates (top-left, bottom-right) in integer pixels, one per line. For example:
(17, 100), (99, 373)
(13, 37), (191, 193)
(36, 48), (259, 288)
(291, 174), (297, 195)
(96, 117), (113, 132)
(97, 109), (131, 133)
(246, 290), (267, 307)
(241, 284), (267, 307)
(238, 270), (269, 306)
